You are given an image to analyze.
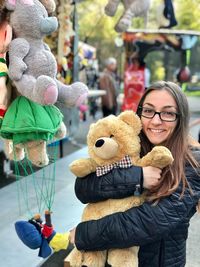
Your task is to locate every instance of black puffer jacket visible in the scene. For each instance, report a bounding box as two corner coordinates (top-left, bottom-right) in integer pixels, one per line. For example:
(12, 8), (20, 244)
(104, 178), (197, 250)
(74, 149), (200, 267)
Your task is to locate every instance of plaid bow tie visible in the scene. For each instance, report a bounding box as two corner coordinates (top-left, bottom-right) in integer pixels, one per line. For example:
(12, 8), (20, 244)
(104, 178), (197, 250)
(96, 155), (132, 177)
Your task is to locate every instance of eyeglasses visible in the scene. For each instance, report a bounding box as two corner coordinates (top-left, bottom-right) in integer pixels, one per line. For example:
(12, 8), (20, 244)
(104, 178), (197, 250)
(139, 107), (179, 122)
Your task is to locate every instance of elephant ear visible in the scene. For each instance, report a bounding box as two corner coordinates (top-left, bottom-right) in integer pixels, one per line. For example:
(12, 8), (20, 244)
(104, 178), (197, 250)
(5, 0), (34, 11)
(39, 0), (56, 14)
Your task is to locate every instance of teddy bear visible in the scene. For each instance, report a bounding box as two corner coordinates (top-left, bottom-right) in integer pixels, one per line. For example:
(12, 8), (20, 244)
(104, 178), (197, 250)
(104, 0), (151, 32)
(66, 110), (174, 267)
(5, 0), (88, 106)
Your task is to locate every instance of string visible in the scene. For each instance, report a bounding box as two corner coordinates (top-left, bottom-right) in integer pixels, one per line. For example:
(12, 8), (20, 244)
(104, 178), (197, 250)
(14, 143), (58, 219)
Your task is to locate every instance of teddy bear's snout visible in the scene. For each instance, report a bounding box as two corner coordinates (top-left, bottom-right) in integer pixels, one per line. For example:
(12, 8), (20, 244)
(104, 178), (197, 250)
(93, 137), (119, 159)
(95, 139), (105, 147)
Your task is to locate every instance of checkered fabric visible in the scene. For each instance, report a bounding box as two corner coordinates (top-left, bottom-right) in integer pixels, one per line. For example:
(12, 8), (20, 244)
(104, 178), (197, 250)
(96, 155), (132, 177)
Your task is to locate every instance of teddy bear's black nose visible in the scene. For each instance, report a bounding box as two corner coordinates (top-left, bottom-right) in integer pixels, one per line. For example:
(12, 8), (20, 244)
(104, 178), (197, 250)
(95, 139), (104, 147)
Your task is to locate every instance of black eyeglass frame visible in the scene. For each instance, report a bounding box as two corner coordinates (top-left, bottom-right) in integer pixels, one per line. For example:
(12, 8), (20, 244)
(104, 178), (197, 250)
(138, 106), (180, 122)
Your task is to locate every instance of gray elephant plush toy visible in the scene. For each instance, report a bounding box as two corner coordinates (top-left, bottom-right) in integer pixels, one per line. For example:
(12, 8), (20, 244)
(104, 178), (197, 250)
(5, 0), (88, 106)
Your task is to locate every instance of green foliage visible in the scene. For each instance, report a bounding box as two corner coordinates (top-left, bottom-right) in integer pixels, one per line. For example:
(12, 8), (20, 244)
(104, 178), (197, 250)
(77, 0), (122, 68)
(176, 0), (200, 30)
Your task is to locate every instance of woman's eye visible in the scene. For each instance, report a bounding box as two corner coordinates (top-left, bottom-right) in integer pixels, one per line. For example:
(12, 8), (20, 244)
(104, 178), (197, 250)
(143, 108), (154, 114)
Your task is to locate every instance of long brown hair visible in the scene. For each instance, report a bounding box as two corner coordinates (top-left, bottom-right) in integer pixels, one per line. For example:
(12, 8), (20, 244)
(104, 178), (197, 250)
(136, 81), (200, 201)
(0, 1), (8, 26)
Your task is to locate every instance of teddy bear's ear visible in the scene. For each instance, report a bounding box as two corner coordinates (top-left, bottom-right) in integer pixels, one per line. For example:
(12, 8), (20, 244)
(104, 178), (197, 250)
(118, 110), (142, 135)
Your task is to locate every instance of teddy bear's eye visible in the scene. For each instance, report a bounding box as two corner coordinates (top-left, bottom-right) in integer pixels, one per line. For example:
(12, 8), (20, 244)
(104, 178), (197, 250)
(110, 134), (114, 138)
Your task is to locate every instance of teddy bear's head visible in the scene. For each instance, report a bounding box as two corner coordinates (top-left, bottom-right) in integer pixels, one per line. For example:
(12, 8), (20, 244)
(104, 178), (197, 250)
(5, 0), (58, 39)
(87, 110), (142, 166)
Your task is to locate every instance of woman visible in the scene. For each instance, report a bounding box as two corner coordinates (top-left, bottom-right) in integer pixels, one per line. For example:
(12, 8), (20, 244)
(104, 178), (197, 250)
(69, 81), (200, 267)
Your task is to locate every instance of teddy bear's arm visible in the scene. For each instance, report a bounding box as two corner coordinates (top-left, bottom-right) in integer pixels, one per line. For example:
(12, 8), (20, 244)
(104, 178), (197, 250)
(8, 38), (29, 80)
(69, 158), (98, 177)
(134, 146), (174, 169)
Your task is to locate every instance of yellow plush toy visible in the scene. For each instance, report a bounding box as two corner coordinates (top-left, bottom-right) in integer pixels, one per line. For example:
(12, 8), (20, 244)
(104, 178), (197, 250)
(67, 110), (174, 267)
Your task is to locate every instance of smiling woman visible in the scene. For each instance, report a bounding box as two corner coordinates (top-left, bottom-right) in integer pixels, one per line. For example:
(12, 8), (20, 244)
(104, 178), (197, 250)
(69, 81), (200, 267)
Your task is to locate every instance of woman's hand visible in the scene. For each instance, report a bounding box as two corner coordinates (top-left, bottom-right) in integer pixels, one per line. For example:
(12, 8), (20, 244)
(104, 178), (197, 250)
(69, 227), (76, 245)
(142, 166), (162, 189)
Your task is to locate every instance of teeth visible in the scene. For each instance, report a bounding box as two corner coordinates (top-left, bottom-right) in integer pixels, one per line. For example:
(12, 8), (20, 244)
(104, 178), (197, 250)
(150, 129), (163, 133)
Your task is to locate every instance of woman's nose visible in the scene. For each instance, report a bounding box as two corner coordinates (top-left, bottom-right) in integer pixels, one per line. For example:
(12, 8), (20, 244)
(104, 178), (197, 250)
(151, 113), (162, 124)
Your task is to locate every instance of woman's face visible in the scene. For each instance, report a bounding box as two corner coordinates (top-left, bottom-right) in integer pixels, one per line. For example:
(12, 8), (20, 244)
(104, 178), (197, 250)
(141, 90), (178, 145)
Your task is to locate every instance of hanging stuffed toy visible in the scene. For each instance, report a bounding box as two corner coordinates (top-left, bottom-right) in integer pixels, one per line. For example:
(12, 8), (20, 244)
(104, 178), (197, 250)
(15, 211), (70, 258)
(0, 95), (67, 166)
(159, 0), (177, 29)
(104, 0), (151, 32)
(5, 0), (88, 107)
(0, 3), (12, 126)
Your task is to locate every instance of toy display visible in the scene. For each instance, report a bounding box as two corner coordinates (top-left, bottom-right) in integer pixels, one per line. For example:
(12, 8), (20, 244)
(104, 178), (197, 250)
(5, 0), (88, 107)
(104, 0), (151, 32)
(67, 110), (173, 267)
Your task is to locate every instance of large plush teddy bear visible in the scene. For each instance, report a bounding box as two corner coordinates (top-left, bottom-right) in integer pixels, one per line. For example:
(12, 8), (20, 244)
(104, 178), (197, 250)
(66, 110), (173, 267)
(5, 0), (88, 106)
(104, 0), (151, 32)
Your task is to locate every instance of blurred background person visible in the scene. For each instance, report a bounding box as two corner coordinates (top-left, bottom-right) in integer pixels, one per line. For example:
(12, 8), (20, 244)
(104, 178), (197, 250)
(99, 57), (118, 117)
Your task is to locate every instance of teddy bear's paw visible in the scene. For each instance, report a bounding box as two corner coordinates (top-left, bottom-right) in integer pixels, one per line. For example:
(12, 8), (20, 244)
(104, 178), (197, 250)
(54, 122), (67, 140)
(4, 141), (25, 162)
(35, 75), (58, 105)
(69, 159), (94, 177)
(108, 247), (138, 267)
(25, 141), (49, 167)
(150, 146), (174, 168)
(104, 1), (119, 16)
(82, 251), (106, 267)
(67, 248), (83, 267)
